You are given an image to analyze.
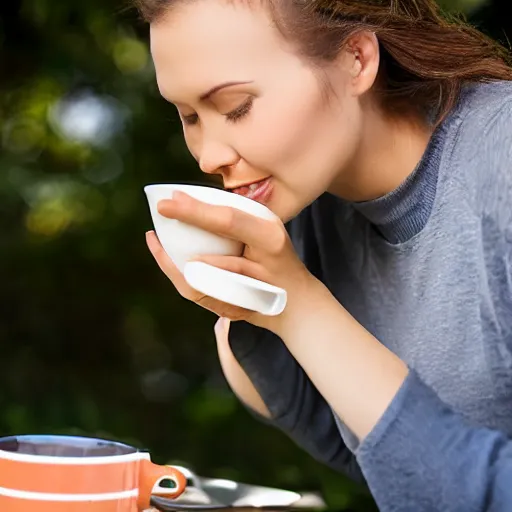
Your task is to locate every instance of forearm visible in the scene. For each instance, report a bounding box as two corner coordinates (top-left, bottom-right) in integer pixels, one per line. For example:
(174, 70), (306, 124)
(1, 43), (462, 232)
(224, 317), (365, 481)
(280, 280), (409, 442)
(215, 318), (271, 419)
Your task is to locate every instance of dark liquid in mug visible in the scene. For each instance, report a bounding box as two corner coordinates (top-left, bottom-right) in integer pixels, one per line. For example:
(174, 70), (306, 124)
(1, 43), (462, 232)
(0, 435), (138, 457)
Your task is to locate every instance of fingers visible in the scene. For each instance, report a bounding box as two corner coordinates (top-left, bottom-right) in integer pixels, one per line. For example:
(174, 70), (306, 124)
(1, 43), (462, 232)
(146, 231), (252, 321)
(145, 230), (200, 301)
(214, 317), (231, 346)
(196, 295), (250, 320)
(156, 192), (286, 253)
(191, 254), (271, 283)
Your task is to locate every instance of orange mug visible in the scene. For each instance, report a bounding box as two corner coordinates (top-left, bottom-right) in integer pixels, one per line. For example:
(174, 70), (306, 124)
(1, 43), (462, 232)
(0, 434), (187, 511)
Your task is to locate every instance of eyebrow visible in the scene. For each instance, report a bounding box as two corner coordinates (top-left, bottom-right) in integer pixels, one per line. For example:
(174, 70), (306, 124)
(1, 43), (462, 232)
(199, 81), (254, 101)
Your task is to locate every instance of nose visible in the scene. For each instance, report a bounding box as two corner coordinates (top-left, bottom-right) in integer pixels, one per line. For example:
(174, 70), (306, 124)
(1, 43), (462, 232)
(198, 138), (239, 175)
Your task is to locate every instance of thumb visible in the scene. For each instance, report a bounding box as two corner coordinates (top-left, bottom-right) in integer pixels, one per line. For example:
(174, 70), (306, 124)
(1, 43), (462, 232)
(214, 317), (231, 342)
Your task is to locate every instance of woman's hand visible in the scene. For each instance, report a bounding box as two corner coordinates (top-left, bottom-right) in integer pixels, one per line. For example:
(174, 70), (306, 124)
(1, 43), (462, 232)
(146, 190), (409, 443)
(145, 191), (321, 336)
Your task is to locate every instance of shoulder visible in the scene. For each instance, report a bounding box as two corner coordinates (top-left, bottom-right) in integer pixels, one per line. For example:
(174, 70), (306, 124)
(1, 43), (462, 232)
(455, 81), (512, 153)
(452, 81), (512, 162)
(449, 81), (512, 236)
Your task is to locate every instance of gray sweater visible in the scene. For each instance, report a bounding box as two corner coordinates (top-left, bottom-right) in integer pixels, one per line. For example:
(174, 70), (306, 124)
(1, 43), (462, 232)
(228, 80), (512, 511)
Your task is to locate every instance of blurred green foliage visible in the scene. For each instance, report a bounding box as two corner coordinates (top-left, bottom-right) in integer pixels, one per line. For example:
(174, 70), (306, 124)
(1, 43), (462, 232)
(0, 0), (508, 510)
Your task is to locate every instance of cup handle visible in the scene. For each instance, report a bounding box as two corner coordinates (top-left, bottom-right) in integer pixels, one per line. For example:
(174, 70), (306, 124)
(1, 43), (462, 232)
(138, 459), (187, 510)
(184, 261), (287, 316)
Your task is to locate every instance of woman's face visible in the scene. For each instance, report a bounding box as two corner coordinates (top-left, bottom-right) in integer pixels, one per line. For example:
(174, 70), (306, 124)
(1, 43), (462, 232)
(150, 0), (364, 222)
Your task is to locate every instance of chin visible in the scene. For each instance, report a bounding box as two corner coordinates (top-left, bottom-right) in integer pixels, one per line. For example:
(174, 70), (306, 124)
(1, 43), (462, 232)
(255, 182), (313, 224)
(271, 198), (308, 225)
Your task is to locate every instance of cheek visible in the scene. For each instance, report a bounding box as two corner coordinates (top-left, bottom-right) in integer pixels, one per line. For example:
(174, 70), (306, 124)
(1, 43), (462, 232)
(236, 92), (329, 170)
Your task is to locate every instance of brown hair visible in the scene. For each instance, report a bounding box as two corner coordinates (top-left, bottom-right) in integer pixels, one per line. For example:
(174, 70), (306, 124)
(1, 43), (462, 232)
(133, 0), (512, 124)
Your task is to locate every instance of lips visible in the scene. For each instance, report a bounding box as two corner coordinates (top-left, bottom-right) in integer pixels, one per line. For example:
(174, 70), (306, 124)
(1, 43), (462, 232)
(230, 177), (272, 204)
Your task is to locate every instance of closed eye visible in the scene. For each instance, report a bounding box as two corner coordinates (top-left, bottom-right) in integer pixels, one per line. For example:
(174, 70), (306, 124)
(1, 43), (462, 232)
(182, 113), (199, 126)
(181, 97), (254, 126)
(225, 97), (253, 123)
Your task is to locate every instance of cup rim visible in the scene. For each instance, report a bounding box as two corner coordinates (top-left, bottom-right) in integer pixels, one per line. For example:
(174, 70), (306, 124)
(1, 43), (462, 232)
(0, 435), (150, 465)
(144, 182), (224, 194)
(143, 182), (277, 220)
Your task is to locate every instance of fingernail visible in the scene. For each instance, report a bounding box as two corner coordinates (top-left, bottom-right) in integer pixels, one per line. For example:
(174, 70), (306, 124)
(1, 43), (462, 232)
(214, 317), (227, 336)
(145, 231), (157, 250)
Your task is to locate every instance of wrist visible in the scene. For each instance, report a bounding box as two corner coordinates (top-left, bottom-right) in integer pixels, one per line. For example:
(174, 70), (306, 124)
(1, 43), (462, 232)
(275, 275), (334, 340)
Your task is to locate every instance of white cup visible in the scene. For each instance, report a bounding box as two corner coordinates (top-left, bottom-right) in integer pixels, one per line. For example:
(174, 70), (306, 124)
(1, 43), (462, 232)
(144, 184), (287, 316)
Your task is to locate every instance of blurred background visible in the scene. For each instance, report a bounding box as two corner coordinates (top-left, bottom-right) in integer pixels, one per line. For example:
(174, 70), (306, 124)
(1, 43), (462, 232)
(0, 0), (509, 509)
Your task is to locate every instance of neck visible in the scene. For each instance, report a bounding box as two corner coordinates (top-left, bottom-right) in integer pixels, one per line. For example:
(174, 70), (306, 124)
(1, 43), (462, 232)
(328, 110), (434, 202)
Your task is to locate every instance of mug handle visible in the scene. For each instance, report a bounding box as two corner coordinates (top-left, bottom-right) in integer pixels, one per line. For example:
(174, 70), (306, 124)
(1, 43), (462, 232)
(138, 459), (187, 510)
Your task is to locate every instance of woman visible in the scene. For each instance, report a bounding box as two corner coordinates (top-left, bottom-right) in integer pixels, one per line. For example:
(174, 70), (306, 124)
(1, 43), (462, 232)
(139, 0), (512, 509)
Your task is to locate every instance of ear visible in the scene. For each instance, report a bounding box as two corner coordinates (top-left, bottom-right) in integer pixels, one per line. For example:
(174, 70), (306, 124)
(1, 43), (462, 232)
(345, 31), (380, 96)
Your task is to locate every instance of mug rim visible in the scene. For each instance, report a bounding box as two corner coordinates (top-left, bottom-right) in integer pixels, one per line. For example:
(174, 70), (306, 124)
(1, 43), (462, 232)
(0, 434), (150, 465)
